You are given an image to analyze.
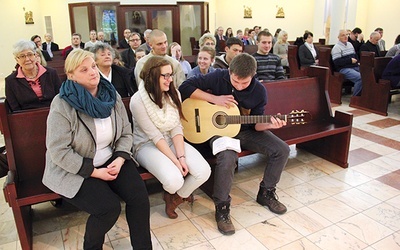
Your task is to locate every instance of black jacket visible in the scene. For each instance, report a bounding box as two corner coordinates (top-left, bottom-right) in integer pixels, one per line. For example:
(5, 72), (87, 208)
(5, 67), (61, 111)
(107, 64), (137, 97)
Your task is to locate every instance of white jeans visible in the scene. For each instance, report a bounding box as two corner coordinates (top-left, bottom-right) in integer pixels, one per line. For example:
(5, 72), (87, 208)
(136, 142), (211, 198)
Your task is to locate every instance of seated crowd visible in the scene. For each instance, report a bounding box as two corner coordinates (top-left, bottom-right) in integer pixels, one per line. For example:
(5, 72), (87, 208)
(4, 23), (399, 248)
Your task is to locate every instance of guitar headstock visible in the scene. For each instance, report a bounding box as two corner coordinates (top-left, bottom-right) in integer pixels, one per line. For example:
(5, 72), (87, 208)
(286, 110), (311, 124)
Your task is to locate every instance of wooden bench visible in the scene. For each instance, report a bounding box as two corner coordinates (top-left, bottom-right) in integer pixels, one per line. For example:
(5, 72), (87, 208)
(244, 45), (258, 55)
(198, 66), (353, 197)
(318, 46), (352, 104)
(349, 52), (392, 116)
(1, 97), (154, 250)
(46, 51), (67, 82)
(288, 45), (309, 78)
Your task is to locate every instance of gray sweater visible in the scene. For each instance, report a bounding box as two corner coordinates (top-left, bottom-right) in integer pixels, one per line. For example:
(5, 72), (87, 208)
(42, 94), (133, 198)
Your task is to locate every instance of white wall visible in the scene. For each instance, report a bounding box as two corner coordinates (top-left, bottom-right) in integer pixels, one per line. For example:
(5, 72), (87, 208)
(213, 0), (316, 40)
(1, 0), (399, 83)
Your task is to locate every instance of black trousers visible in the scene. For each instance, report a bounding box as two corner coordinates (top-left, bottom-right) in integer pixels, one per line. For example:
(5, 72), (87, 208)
(64, 158), (152, 250)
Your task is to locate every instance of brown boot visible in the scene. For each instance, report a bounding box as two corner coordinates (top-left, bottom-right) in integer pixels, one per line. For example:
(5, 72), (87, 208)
(163, 192), (184, 219)
(215, 203), (235, 235)
(183, 194), (194, 205)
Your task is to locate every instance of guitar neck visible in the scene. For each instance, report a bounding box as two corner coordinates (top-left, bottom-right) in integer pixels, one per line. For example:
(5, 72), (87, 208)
(226, 115), (287, 124)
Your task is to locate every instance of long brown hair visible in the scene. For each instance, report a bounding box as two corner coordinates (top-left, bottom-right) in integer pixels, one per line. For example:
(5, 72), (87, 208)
(139, 56), (185, 120)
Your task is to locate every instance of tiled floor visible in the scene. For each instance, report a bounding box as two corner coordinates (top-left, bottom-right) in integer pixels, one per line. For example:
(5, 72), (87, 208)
(1, 94), (400, 250)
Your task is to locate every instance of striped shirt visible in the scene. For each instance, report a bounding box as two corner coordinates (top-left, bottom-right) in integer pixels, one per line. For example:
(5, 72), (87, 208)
(252, 53), (285, 81)
(331, 41), (358, 71)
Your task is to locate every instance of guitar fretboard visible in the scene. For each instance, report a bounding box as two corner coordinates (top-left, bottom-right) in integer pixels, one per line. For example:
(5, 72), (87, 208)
(226, 115), (287, 124)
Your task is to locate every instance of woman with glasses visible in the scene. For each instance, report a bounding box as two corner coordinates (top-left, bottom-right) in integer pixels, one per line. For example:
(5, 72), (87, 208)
(199, 33), (216, 49)
(43, 49), (152, 249)
(130, 56), (210, 219)
(5, 40), (61, 111)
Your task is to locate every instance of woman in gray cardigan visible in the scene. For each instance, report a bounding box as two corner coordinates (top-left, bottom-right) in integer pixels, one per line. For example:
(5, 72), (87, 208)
(42, 49), (152, 250)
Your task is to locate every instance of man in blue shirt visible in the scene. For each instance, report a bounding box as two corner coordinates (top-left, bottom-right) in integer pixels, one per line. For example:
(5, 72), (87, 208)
(179, 53), (289, 235)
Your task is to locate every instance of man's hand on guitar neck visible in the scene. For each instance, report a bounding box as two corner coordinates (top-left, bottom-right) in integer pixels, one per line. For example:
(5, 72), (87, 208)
(213, 95), (238, 109)
(255, 113), (287, 131)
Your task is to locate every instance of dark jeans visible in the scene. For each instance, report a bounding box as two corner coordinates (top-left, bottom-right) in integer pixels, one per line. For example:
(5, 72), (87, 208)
(211, 129), (290, 206)
(64, 157), (152, 250)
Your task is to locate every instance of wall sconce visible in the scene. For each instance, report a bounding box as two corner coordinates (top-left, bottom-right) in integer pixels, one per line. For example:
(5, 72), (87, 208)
(276, 6), (285, 18)
(23, 7), (34, 24)
(244, 6), (252, 18)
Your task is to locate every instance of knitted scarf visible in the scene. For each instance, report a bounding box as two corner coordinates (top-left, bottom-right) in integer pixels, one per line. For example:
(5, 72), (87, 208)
(138, 81), (180, 133)
(60, 77), (116, 118)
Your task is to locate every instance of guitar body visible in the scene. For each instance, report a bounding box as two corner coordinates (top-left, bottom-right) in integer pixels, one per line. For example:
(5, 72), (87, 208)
(181, 98), (241, 143)
(181, 99), (309, 144)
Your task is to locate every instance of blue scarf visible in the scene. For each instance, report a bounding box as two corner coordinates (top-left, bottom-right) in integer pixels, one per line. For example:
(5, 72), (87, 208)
(60, 77), (116, 118)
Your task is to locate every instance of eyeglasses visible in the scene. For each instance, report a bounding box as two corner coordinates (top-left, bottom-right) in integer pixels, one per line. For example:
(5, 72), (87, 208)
(160, 73), (174, 80)
(129, 39), (141, 42)
(205, 42), (215, 46)
(16, 52), (36, 60)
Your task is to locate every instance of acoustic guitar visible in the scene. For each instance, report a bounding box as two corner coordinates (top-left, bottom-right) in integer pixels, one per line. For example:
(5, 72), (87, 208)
(181, 98), (310, 144)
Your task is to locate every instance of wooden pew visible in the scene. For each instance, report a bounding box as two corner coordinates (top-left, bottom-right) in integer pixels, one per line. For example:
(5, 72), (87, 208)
(318, 46), (352, 104)
(1, 97), (154, 250)
(244, 45), (258, 55)
(288, 45), (309, 78)
(198, 66), (353, 197)
(46, 51), (67, 82)
(189, 37), (199, 55)
(349, 52), (392, 116)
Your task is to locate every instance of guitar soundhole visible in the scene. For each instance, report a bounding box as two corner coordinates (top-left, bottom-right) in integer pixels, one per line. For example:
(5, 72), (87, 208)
(212, 111), (228, 129)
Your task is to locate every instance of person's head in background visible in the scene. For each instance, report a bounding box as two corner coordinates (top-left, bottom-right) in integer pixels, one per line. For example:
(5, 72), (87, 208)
(35, 48), (47, 66)
(89, 30), (97, 42)
(257, 31), (273, 54)
(168, 42), (185, 61)
(277, 30), (288, 44)
(148, 29), (168, 56)
(90, 43), (114, 72)
(199, 33), (216, 48)
(236, 30), (243, 40)
(112, 48), (125, 67)
(97, 31), (105, 42)
(135, 48), (146, 61)
(44, 33), (53, 43)
(224, 37), (244, 65)
(197, 46), (216, 74)
(31, 35), (42, 49)
(225, 27), (233, 38)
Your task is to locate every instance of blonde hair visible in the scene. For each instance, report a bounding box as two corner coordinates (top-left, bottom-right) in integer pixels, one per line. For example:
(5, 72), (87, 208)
(199, 33), (216, 48)
(65, 49), (94, 76)
(277, 30), (289, 44)
(35, 48), (47, 67)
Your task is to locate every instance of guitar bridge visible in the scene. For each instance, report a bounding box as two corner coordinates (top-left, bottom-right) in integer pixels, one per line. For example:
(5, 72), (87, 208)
(195, 108), (200, 133)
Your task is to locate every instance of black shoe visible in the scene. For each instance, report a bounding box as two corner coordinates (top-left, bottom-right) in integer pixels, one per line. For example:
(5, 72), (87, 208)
(215, 203), (235, 235)
(256, 187), (287, 214)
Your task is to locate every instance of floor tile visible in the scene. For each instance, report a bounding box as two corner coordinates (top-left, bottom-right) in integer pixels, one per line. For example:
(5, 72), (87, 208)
(363, 202), (400, 231)
(246, 217), (302, 249)
(371, 232), (400, 250)
(279, 207), (332, 236)
(333, 188), (381, 212)
(337, 213), (393, 245)
(152, 220), (207, 249)
(368, 118), (400, 129)
(209, 229), (267, 250)
(307, 225), (368, 250)
(348, 148), (382, 167)
(307, 197), (358, 223)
